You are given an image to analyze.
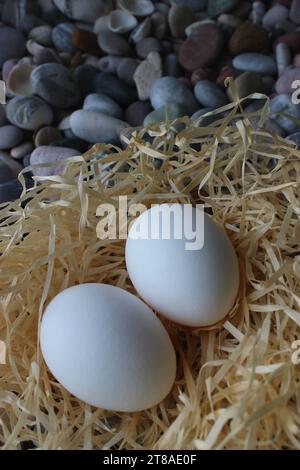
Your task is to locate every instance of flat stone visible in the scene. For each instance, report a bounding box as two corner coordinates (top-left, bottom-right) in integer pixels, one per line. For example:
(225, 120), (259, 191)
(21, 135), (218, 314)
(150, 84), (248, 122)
(6, 96), (54, 131)
(150, 76), (198, 113)
(31, 63), (81, 109)
(134, 52), (162, 101)
(83, 94), (123, 119)
(30, 146), (79, 177)
(233, 53), (277, 75)
(70, 110), (129, 144)
(194, 80), (228, 108)
(0, 125), (23, 150)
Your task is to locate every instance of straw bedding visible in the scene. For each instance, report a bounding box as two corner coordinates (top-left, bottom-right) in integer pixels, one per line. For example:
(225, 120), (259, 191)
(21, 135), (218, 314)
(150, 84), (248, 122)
(0, 83), (300, 450)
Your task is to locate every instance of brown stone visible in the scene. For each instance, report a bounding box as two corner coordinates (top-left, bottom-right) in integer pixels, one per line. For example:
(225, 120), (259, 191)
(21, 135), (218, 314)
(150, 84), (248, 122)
(216, 65), (238, 88)
(178, 24), (224, 71)
(73, 29), (102, 56)
(191, 68), (214, 86)
(229, 21), (270, 56)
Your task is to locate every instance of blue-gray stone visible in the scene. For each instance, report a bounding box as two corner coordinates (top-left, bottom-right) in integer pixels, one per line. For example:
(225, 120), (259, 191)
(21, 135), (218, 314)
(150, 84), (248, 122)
(144, 103), (188, 126)
(270, 93), (300, 134)
(0, 162), (13, 183)
(150, 76), (198, 114)
(194, 80), (228, 108)
(0, 26), (27, 66)
(233, 53), (277, 75)
(31, 63), (81, 109)
(6, 96), (54, 131)
(207, 0), (238, 17)
(83, 94), (123, 119)
(52, 22), (77, 53)
(93, 73), (138, 107)
(191, 108), (225, 126)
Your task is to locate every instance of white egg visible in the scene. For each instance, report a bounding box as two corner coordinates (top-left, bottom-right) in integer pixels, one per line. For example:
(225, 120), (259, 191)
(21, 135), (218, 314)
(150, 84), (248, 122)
(40, 283), (176, 412)
(126, 204), (239, 327)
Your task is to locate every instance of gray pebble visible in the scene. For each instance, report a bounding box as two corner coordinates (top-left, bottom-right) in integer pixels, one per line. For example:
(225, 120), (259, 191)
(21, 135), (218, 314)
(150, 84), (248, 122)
(53, 0), (114, 23)
(70, 110), (129, 144)
(0, 152), (23, 178)
(233, 53), (277, 75)
(30, 145), (79, 177)
(0, 125), (23, 150)
(52, 23), (77, 53)
(130, 17), (152, 43)
(0, 178), (27, 203)
(164, 54), (182, 77)
(117, 58), (139, 85)
(0, 161), (14, 184)
(136, 37), (162, 59)
(144, 103), (188, 126)
(11, 142), (34, 160)
(0, 105), (7, 127)
(151, 12), (167, 40)
(150, 76), (198, 114)
(172, 1), (207, 12)
(270, 93), (300, 134)
(83, 94), (123, 119)
(276, 43), (291, 77)
(0, 26), (27, 66)
(29, 25), (53, 47)
(97, 31), (131, 56)
(262, 5), (289, 29)
(33, 47), (62, 65)
(7, 96), (54, 131)
(194, 80), (228, 108)
(251, 1), (266, 25)
(31, 63), (81, 108)
(98, 56), (124, 74)
(94, 73), (138, 107)
(35, 126), (62, 147)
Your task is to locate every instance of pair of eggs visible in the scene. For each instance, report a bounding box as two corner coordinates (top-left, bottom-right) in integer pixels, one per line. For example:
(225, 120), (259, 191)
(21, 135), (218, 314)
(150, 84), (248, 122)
(41, 205), (239, 412)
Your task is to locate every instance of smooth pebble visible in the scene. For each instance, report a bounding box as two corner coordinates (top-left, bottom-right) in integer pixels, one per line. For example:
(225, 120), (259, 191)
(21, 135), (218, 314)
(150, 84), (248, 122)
(83, 94), (123, 119)
(7, 96), (54, 131)
(150, 76), (199, 113)
(30, 145), (79, 177)
(70, 110), (129, 144)
(194, 80), (228, 108)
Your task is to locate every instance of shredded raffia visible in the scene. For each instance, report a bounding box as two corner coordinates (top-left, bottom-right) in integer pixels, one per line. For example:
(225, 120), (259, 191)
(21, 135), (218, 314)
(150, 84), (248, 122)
(0, 82), (300, 450)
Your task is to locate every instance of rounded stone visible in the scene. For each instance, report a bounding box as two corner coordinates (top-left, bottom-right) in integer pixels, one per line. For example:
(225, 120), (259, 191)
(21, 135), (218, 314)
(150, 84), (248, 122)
(125, 102), (152, 127)
(290, 0), (300, 24)
(52, 23), (77, 53)
(194, 80), (228, 108)
(70, 110), (129, 144)
(0, 126), (23, 150)
(94, 73), (138, 107)
(150, 76), (198, 113)
(73, 64), (99, 97)
(31, 63), (81, 109)
(30, 146), (79, 177)
(229, 21), (270, 56)
(207, 0), (239, 17)
(263, 5), (289, 28)
(6, 96), (54, 131)
(97, 31), (131, 56)
(35, 127), (62, 147)
(53, 0), (114, 23)
(33, 47), (62, 66)
(232, 53), (277, 75)
(83, 94), (123, 119)
(275, 67), (300, 94)
(179, 24), (224, 71)
(11, 142), (34, 160)
(117, 58), (139, 85)
(168, 4), (195, 38)
(29, 25), (53, 47)
(136, 37), (162, 59)
(228, 71), (265, 100)
(0, 26), (27, 67)
(144, 103), (188, 126)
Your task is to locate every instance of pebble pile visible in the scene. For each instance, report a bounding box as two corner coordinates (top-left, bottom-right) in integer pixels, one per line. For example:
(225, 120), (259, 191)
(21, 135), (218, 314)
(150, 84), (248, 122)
(0, 0), (300, 202)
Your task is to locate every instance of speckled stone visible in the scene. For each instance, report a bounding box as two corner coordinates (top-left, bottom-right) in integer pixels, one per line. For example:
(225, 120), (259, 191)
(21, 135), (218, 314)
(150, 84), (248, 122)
(31, 63), (81, 108)
(30, 145), (79, 177)
(7, 96), (54, 131)
(134, 52), (162, 100)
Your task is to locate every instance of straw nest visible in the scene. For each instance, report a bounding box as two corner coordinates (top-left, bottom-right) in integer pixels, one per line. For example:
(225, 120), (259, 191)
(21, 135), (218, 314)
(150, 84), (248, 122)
(0, 82), (300, 450)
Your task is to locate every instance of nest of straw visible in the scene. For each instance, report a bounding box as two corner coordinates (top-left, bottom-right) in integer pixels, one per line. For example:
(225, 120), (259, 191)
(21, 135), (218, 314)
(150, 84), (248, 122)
(0, 83), (300, 450)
